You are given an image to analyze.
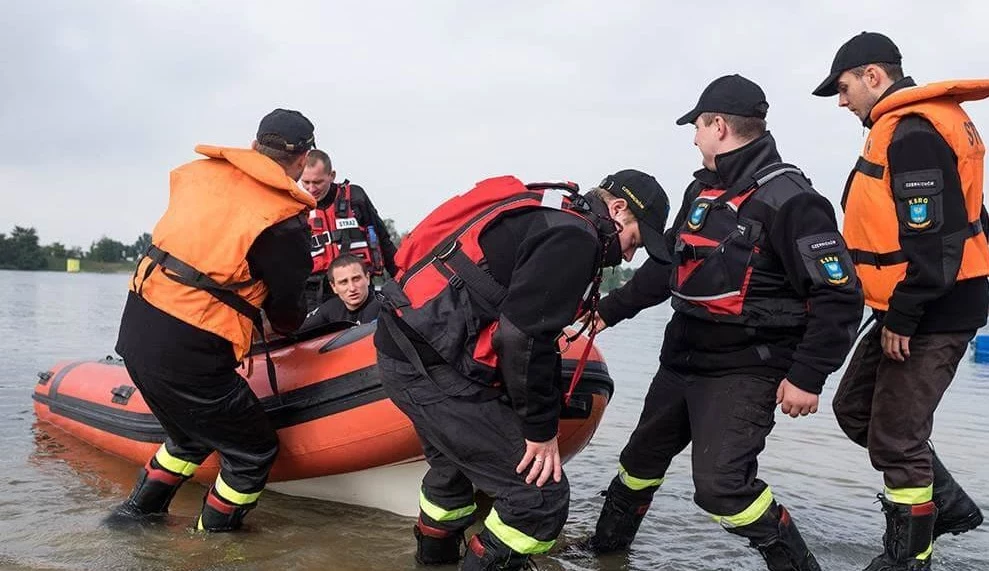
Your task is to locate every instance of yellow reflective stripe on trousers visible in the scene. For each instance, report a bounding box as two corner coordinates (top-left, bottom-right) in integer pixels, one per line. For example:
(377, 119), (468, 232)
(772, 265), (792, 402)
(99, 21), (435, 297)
(419, 490), (476, 522)
(884, 485), (933, 505)
(154, 445), (199, 477)
(214, 475), (262, 506)
(618, 463), (664, 491)
(915, 542), (933, 561)
(485, 508), (555, 554)
(712, 486), (774, 528)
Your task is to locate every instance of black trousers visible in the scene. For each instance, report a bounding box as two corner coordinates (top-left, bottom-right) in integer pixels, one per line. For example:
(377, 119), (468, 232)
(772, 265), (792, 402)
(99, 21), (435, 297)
(618, 366), (780, 518)
(125, 360), (279, 495)
(833, 324), (974, 490)
(378, 354), (568, 554)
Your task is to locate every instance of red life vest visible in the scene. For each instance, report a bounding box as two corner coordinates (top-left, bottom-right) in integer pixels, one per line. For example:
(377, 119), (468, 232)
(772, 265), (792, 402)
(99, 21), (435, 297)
(308, 181), (386, 275)
(379, 176), (601, 388)
(671, 163), (818, 326)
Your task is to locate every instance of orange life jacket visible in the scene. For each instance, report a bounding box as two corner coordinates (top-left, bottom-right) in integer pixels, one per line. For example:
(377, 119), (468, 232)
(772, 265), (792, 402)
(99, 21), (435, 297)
(130, 145), (316, 360)
(842, 80), (989, 310)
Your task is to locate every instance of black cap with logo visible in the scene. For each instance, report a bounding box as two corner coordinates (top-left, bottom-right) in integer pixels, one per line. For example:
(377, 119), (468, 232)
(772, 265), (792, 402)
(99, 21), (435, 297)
(256, 108), (316, 153)
(600, 169), (671, 263)
(812, 32), (902, 97)
(676, 74), (769, 126)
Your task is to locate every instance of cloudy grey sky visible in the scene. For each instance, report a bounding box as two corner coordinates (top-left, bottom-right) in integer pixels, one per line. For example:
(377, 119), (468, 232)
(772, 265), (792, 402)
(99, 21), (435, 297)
(3, 1), (989, 254)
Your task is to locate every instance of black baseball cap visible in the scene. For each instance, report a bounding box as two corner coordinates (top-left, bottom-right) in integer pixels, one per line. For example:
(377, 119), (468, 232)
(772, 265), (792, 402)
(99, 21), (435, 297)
(600, 169), (671, 263)
(256, 108), (316, 153)
(812, 32), (902, 97)
(676, 74), (769, 126)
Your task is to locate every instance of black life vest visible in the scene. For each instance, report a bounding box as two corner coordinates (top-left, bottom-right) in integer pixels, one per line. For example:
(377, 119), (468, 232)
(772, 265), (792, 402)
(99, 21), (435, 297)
(671, 163), (813, 327)
(378, 175), (601, 388)
(308, 181), (386, 275)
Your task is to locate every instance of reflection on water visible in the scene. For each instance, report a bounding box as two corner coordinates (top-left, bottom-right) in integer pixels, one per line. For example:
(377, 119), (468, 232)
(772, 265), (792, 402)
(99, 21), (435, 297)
(1, 270), (987, 570)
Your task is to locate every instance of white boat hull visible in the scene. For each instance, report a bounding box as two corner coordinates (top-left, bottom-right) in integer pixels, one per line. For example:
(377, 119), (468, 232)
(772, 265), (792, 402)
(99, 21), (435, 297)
(266, 459), (429, 517)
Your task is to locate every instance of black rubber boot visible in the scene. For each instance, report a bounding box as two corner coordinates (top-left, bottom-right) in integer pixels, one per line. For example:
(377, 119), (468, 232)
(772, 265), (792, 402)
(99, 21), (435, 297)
(414, 517), (465, 565)
(105, 461), (188, 526)
(862, 495), (935, 571)
(725, 502), (822, 571)
(931, 446), (983, 540)
(461, 530), (535, 571)
(196, 486), (255, 532)
(583, 476), (656, 553)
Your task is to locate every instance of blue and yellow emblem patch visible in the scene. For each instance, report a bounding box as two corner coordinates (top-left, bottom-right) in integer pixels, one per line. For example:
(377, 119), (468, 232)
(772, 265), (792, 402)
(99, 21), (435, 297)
(907, 197), (932, 230)
(819, 255), (849, 286)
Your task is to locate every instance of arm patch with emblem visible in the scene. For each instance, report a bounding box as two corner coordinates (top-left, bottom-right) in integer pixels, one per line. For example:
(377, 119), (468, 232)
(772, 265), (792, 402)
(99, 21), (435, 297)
(892, 168), (944, 234)
(796, 232), (856, 288)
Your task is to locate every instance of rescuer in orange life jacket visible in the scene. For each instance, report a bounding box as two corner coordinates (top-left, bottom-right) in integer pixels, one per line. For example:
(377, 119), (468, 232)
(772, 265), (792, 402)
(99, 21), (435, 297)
(578, 75), (864, 571)
(813, 31), (988, 571)
(300, 149), (398, 311)
(109, 109), (317, 532)
(374, 171), (671, 570)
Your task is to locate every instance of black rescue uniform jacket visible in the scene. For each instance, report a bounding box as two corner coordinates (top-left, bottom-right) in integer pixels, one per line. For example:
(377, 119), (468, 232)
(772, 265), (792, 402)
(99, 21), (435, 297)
(599, 134), (864, 394)
(376, 196), (619, 442)
(855, 77), (989, 336)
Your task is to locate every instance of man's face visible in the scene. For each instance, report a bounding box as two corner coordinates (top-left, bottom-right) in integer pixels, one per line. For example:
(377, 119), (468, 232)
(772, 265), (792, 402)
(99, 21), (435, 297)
(301, 160), (336, 200)
(836, 69), (881, 122)
(693, 117), (721, 171)
(330, 262), (369, 311)
(608, 199), (643, 262)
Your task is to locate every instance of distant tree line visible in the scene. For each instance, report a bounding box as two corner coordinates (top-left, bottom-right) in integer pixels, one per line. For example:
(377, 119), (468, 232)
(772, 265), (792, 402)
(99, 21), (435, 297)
(0, 218), (406, 272)
(0, 226), (152, 271)
(600, 265), (637, 293)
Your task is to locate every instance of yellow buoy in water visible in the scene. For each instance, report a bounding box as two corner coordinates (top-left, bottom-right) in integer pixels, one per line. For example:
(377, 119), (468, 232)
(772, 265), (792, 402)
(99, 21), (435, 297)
(66, 258), (81, 273)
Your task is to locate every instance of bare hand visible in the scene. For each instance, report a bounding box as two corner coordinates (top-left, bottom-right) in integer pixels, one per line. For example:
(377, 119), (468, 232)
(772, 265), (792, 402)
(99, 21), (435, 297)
(516, 436), (562, 487)
(576, 311), (608, 334)
(880, 326), (911, 361)
(776, 379), (819, 418)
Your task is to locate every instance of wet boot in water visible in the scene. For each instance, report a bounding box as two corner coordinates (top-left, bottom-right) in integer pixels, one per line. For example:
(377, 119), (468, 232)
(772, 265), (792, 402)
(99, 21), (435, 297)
(105, 461), (188, 527)
(863, 495), (935, 571)
(461, 530), (536, 571)
(195, 485), (255, 532)
(581, 476), (656, 553)
(725, 502), (821, 571)
(414, 517), (465, 565)
(930, 446), (983, 540)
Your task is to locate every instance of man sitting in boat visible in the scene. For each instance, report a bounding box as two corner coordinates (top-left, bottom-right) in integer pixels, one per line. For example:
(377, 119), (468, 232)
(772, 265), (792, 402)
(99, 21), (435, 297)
(301, 254), (381, 328)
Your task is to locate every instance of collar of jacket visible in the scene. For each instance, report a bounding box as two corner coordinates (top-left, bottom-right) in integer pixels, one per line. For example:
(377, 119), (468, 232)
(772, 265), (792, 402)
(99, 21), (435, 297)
(692, 132), (783, 190)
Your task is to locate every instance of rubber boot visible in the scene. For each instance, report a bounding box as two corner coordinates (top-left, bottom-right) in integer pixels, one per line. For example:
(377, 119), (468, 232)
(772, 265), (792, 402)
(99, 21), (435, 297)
(931, 446), (983, 539)
(863, 495), (935, 571)
(414, 517), (465, 565)
(725, 502), (821, 571)
(461, 529), (535, 571)
(106, 461), (188, 525)
(583, 476), (656, 553)
(196, 486), (255, 532)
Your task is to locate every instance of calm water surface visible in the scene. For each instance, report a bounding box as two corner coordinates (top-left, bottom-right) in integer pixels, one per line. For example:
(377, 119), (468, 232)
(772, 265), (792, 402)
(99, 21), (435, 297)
(1, 270), (986, 570)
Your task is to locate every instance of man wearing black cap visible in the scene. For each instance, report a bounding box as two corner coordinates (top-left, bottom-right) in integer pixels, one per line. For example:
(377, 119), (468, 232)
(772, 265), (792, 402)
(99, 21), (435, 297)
(110, 108), (317, 532)
(582, 75), (863, 571)
(814, 32), (989, 570)
(373, 171), (669, 570)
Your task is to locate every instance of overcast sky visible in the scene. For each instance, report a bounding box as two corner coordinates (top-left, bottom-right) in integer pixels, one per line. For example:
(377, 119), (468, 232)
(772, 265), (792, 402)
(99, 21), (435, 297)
(3, 0), (989, 255)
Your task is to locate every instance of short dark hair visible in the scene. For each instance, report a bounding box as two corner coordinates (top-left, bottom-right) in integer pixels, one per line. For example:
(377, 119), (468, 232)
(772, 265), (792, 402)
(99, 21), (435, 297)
(307, 149), (333, 173)
(329, 254), (367, 275)
(698, 112), (767, 141)
(255, 143), (306, 167)
(848, 62), (904, 82)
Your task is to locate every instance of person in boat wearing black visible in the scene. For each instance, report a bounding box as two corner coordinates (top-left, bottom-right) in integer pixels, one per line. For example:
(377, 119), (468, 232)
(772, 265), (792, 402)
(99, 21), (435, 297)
(301, 254), (381, 327)
(374, 172), (671, 570)
(813, 32), (988, 570)
(300, 149), (398, 311)
(111, 109), (316, 532)
(580, 75), (864, 571)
